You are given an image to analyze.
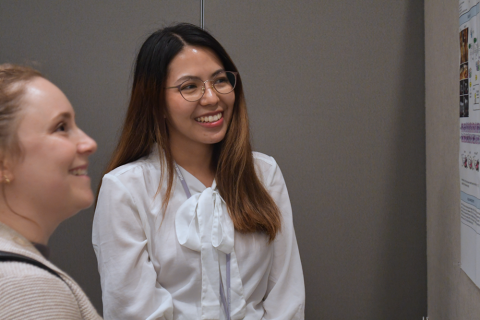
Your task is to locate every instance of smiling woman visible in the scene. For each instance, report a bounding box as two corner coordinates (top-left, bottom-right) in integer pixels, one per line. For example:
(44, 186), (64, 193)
(0, 64), (101, 319)
(93, 23), (305, 320)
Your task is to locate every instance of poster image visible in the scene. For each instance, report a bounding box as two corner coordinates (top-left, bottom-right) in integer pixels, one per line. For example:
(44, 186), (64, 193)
(459, 1), (480, 288)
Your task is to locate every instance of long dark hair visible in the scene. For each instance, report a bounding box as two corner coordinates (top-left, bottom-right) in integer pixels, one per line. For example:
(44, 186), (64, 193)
(102, 23), (281, 241)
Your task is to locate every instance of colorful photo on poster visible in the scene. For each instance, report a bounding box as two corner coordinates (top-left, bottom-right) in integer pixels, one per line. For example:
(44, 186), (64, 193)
(461, 28), (469, 64)
(460, 28), (470, 118)
(461, 63), (468, 80)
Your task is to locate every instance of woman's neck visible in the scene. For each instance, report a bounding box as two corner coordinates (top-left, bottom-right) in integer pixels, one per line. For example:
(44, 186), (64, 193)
(0, 203), (52, 245)
(170, 139), (215, 187)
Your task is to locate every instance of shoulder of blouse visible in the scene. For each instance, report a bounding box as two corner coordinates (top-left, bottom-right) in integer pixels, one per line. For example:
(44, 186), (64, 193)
(252, 151), (280, 187)
(252, 151), (276, 166)
(104, 151), (281, 189)
(106, 150), (160, 178)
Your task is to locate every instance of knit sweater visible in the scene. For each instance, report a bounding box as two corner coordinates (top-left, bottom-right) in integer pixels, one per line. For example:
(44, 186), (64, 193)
(0, 222), (102, 319)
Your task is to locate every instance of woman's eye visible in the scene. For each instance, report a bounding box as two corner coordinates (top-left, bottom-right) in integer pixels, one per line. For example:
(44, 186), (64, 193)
(215, 77), (228, 84)
(180, 83), (198, 91)
(55, 122), (67, 132)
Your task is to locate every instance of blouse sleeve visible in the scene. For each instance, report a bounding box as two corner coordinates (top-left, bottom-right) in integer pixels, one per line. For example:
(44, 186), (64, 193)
(262, 159), (305, 320)
(92, 173), (173, 320)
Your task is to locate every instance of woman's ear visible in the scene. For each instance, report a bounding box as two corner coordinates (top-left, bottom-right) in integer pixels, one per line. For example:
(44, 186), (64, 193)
(0, 158), (14, 184)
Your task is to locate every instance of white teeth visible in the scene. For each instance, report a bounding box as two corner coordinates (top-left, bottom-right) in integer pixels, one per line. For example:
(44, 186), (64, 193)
(70, 168), (87, 176)
(196, 113), (223, 123)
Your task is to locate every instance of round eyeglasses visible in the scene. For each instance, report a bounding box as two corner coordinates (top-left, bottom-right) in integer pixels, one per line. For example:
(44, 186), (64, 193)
(166, 71), (238, 102)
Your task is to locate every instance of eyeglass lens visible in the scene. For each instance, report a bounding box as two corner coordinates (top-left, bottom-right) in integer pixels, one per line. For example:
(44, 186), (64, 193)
(179, 71), (236, 102)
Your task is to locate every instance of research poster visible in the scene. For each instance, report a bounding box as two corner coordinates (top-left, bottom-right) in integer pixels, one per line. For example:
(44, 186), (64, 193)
(460, 1), (480, 288)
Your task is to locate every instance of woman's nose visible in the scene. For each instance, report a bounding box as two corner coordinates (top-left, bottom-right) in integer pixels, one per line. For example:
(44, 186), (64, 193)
(200, 82), (219, 105)
(78, 130), (97, 155)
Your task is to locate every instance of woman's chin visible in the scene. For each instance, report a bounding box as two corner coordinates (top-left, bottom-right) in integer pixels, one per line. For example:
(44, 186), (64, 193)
(203, 132), (228, 145)
(73, 191), (95, 212)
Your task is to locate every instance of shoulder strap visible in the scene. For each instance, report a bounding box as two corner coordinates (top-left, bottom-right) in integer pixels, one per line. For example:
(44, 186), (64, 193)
(0, 250), (63, 281)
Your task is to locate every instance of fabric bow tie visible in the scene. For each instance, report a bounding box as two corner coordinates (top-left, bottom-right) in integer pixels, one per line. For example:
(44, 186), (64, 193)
(175, 187), (246, 320)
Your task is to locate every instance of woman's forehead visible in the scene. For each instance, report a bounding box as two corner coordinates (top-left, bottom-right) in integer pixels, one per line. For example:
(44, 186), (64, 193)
(19, 78), (73, 126)
(168, 46), (223, 79)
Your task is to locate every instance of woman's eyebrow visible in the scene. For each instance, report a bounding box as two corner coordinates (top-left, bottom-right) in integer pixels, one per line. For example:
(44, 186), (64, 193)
(175, 69), (226, 83)
(176, 75), (199, 82)
(211, 69), (225, 77)
(52, 111), (74, 122)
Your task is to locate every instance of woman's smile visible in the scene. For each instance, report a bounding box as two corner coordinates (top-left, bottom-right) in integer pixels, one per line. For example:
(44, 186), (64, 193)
(195, 112), (224, 127)
(68, 165), (89, 177)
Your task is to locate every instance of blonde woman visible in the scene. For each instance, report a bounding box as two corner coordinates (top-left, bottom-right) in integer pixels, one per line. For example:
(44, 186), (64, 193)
(0, 64), (101, 319)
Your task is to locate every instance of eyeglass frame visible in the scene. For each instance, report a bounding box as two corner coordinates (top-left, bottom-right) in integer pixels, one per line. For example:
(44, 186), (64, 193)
(165, 71), (238, 102)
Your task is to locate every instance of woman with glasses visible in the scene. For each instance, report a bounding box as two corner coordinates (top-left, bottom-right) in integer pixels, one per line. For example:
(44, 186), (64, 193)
(93, 23), (305, 320)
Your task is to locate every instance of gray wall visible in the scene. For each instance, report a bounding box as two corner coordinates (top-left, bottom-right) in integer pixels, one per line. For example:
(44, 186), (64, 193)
(425, 1), (480, 318)
(0, 1), (426, 319)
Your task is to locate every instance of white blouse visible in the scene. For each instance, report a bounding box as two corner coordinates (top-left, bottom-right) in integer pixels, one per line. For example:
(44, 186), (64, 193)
(92, 149), (305, 320)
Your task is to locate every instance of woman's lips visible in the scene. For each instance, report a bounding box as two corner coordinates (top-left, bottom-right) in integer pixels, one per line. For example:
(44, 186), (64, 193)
(195, 112), (223, 123)
(195, 112), (224, 128)
(69, 165), (88, 176)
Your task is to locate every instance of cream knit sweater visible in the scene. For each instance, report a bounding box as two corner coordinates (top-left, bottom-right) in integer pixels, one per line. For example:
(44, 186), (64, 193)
(0, 222), (102, 319)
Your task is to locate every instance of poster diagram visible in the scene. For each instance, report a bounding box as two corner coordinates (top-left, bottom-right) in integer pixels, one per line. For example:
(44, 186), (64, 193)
(459, 1), (480, 289)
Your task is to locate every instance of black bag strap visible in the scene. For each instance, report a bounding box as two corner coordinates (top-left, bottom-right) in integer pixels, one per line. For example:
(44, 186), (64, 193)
(0, 250), (63, 281)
